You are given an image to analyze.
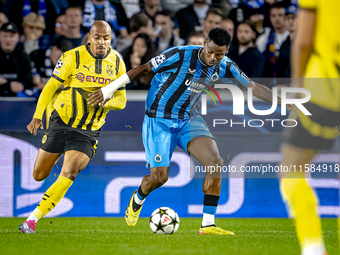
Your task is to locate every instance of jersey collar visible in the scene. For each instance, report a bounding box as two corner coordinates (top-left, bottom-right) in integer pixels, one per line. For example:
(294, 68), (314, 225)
(86, 43), (111, 59)
(198, 47), (207, 66)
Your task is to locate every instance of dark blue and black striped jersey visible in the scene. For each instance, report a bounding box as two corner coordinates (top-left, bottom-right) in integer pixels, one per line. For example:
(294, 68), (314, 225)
(146, 45), (251, 119)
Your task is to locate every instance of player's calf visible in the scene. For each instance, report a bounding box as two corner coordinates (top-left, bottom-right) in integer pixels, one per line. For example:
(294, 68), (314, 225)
(142, 166), (169, 193)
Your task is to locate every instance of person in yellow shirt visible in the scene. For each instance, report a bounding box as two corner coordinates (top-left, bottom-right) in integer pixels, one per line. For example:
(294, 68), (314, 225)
(19, 21), (127, 234)
(280, 1), (340, 254)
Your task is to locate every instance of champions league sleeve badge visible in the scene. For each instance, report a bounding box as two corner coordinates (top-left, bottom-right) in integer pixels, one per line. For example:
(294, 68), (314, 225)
(56, 59), (63, 69)
(151, 54), (166, 69)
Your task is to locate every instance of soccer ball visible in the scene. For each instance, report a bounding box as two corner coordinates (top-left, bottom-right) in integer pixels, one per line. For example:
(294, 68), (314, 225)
(149, 207), (180, 234)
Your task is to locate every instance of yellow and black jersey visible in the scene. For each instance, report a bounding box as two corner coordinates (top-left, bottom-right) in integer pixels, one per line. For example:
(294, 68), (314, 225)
(33, 44), (127, 131)
(300, 0), (340, 112)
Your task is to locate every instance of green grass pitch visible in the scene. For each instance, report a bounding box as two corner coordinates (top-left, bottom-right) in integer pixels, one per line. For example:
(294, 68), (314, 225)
(0, 218), (338, 255)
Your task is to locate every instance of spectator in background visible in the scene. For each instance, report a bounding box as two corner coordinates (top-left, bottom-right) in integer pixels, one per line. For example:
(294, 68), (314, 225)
(202, 8), (223, 38)
(83, 0), (128, 38)
(256, 3), (288, 53)
(0, 12), (8, 28)
(140, 0), (161, 25)
(228, 0), (266, 29)
(58, 6), (84, 49)
(221, 18), (236, 52)
(187, 31), (205, 46)
(0, 22), (33, 96)
(121, 33), (155, 90)
(116, 12), (154, 52)
(4, 0), (58, 36)
(48, 0), (68, 15)
(221, 18), (234, 41)
(121, 0), (140, 19)
(256, 2), (289, 84)
(161, 0), (188, 13)
(277, 4), (297, 79)
(54, 14), (66, 36)
(31, 38), (73, 90)
(20, 13), (46, 55)
(228, 0), (292, 30)
(228, 20), (264, 79)
(154, 10), (184, 55)
(175, 0), (209, 40)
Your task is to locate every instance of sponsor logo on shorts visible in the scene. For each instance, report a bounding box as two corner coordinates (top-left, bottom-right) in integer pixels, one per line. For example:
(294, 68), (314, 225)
(154, 153), (162, 163)
(42, 134), (48, 144)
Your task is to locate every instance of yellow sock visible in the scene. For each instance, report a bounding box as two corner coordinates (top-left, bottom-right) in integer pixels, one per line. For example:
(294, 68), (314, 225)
(34, 175), (73, 219)
(280, 178), (324, 250)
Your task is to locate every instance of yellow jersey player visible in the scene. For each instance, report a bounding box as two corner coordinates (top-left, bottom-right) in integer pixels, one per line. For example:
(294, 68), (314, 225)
(19, 21), (127, 233)
(280, 1), (340, 254)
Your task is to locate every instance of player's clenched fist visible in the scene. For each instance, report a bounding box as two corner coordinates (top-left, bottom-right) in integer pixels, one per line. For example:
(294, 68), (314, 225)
(27, 118), (44, 135)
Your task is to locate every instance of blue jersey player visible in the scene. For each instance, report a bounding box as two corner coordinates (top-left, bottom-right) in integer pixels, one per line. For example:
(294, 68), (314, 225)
(88, 28), (289, 235)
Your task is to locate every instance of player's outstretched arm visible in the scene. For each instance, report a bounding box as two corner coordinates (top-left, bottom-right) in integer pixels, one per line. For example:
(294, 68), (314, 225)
(247, 82), (293, 112)
(87, 62), (152, 106)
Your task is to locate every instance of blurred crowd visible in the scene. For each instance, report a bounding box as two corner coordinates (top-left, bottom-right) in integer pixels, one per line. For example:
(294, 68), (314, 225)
(0, 0), (297, 96)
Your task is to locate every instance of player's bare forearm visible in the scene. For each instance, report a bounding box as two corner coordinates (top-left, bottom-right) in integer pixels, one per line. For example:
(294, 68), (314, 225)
(291, 9), (316, 85)
(127, 62), (152, 81)
(251, 82), (294, 111)
(248, 82), (280, 104)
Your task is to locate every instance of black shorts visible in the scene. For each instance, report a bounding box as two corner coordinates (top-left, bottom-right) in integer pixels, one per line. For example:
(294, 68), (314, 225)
(287, 102), (340, 150)
(40, 110), (100, 159)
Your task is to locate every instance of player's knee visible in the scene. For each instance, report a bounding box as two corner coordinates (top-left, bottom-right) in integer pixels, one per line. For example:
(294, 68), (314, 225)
(32, 168), (47, 181)
(208, 154), (223, 167)
(61, 162), (84, 181)
(62, 167), (82, 181)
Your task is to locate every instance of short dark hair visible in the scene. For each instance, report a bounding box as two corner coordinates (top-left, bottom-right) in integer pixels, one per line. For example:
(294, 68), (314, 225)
(188, 31), (205, 39)
(205, 8), (223, 20)
(130, 13), (150, 33)
(66, 6), (82, 12)
(156, 9), (174, 19)
(207, 28), (231, 47)
(238, 20), (258, 34)
(270, 2), (286, 11)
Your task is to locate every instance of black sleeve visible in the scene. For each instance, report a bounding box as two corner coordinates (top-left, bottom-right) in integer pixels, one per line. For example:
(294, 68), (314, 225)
(18, 51), (34, 89)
